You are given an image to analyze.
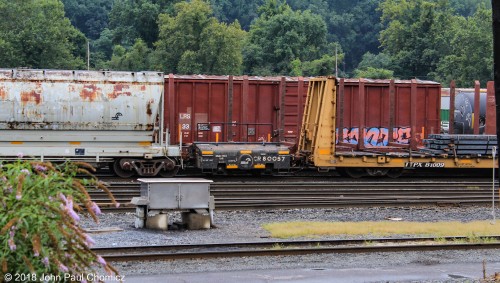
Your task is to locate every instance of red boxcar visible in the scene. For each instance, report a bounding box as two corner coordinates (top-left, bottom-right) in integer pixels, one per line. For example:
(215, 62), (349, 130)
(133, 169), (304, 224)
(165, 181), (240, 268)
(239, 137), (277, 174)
(164, 74), (307, 146)
(164, 75), (443, 151)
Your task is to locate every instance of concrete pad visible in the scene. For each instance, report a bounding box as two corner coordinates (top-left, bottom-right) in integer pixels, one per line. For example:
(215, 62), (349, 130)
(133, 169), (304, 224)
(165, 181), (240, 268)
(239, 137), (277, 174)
(134, 207), (146, 229)
(181, 212), (210, 230)
(145, 213), (168, 230)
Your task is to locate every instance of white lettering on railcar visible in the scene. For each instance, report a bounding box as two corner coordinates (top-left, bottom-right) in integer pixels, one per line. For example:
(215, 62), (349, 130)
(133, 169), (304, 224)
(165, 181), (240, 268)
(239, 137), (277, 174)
(405, 162), (445, 168)
(256, 156), (286, 162)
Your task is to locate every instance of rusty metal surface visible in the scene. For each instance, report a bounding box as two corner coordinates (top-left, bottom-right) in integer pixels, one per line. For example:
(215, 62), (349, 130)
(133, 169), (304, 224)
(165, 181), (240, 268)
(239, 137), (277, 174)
(486, 82), (496, 135)
(164, 75), (443, 149)
(165, 75), (308, 145)
(0, 69), (164, 131)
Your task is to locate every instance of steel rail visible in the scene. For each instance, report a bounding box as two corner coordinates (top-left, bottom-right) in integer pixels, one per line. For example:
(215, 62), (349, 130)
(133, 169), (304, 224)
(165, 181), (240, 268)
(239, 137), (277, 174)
(86, 179), (500, 211)
(95, 236), (500, 262)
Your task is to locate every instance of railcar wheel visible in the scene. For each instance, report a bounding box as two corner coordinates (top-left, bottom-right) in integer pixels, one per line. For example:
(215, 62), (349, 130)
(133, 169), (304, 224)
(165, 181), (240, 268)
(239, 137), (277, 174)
(113, 159), (136, 178)
(344, 168), (365, 178)
(386, 168), (403, 178)
(366, 168), (390, 177)
(335, 168), (349, 177)
(158, 166), (179, 177)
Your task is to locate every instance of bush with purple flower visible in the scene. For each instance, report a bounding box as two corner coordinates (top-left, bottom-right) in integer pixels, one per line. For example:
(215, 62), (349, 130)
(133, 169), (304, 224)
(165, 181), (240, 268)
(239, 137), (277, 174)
(0, 160), (120, 278)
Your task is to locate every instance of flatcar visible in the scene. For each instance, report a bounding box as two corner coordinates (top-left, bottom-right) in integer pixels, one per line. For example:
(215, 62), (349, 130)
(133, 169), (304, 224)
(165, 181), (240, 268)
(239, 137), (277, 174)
(295, 77), (497, 178)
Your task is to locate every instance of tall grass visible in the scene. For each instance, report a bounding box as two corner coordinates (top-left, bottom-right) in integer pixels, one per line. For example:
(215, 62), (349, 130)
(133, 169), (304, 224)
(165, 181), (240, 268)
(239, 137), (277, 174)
(262, 221), (500, 239)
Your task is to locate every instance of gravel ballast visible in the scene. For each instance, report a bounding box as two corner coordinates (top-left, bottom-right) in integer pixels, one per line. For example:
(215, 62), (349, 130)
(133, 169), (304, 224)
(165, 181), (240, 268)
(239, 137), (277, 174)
(81, 206), (500, 280)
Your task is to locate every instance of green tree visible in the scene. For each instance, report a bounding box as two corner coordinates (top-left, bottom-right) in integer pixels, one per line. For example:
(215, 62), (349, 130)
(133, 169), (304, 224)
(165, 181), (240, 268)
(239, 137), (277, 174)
(354, 67), (394, 79)
(109, 0), (180, 48)
(108, 39), (153, 71)
(210, 0), (263, 30)
(379, 0), (457, 79)
(449, 0), (491, 17)
(353, 52), (395, 78)
(0, 0), (85, 69)
(108, 45), (127, 70)
(356, 52), (393, 70)
(244, 0), (329, 75)
(354, 52), (394, 76)
(62, 0), (112, 40)
(154, 0), (245, 74)
(326, 0), (382, 74)
(302, 54), (338, 76)
(434, 6), (493, 87)
(91, 28), (114, 69)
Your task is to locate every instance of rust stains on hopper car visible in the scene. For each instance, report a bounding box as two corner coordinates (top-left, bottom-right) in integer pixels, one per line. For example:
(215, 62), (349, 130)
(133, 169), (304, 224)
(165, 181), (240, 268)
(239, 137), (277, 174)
(80, 84), (100, 101)
(20, 90), (42, 105)
(0, 86), (6, 100)
(108, 84), (132, 99)
(146, 99), (153, 116)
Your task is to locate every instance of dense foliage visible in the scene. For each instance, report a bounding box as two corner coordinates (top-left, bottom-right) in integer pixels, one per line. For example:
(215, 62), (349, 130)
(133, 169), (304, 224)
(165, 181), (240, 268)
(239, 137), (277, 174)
(0, 0), (85, 69)
(0, 0), (494, 86)
(243, 0), (332, 75)
(154, 0), (245, 74)
(0, 159), (119, 278)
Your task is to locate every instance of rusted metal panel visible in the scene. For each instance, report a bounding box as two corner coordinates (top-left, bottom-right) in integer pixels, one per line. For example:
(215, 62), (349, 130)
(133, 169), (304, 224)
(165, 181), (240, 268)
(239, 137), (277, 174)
(164, 75), (308, 145)
(388, 80), (395, 143)
(486, 81), (496, 135)
(163, 75), (441, 150)
(337, 79), (441, 149)
(0, 69), (164, 131)
(282, 77), (307, 145)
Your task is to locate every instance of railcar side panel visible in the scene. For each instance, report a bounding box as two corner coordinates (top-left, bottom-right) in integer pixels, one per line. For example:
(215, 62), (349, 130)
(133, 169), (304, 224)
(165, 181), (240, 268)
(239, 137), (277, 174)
(0, 69), (179, 178)
(165, 75), (308, 146)
(337, 79), (441, 149)
(0, 69), (163, 133)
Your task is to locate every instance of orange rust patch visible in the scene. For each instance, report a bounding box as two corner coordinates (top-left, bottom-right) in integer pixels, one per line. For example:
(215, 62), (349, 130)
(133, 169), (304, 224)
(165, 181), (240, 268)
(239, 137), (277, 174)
(108, 84), (132, 99)
(20, 91), (42, 105)
(140, 85), (146, 91)
(0, 86), (6, 100)
(80, 84), (99, 101)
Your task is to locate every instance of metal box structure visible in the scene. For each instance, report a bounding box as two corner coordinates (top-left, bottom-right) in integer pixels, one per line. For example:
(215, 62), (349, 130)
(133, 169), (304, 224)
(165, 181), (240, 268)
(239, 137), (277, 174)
(137, 178), (212, 210)
(132, 178), (214, 229)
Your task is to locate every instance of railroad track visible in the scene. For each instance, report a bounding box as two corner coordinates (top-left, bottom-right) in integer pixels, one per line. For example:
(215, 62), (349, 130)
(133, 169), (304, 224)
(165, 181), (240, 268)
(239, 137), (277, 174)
(94, 236), (500, 262)
(87, 179), (499, 212)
